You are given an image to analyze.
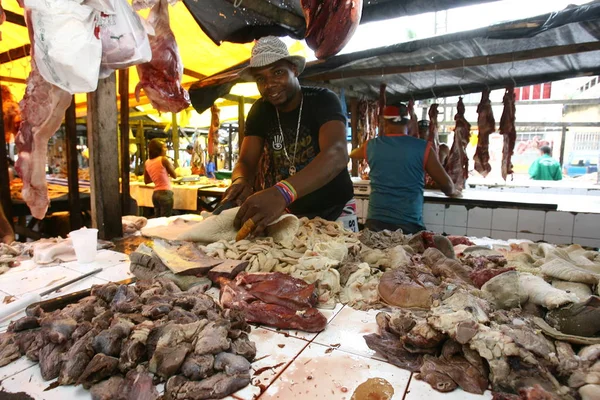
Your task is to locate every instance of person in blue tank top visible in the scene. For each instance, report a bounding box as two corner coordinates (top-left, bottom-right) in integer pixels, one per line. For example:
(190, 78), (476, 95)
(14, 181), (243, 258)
(350, 105), (459, 234)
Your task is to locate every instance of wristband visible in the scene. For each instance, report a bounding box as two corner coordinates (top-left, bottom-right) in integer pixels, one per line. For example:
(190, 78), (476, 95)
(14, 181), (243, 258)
(275, 180), (297, 206)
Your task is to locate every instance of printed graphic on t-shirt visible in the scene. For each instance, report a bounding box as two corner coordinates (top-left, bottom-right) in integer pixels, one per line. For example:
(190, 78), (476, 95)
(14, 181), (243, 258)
(268, 125), (316, 182)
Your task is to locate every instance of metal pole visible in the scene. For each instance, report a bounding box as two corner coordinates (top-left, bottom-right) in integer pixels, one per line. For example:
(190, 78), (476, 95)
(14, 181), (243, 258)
(228, 124), (233, 170)
(65, 96), (82, 230)
(119, 69), (130, 215)
(559, 125), (567, 166)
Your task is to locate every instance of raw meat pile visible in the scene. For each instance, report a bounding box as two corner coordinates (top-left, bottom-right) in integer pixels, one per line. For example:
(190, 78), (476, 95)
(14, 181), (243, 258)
(301, 0), (363, 59)
(220, 272), (327, 332)
(500, 85), (517, 180)
(0, 279), (256, 400)
(474, 88), (495, 177)
(1, 85), (21, 143)
(364, 236), (600, 399)
(444, 97), (471, 191)
(135, 0), (190, 113)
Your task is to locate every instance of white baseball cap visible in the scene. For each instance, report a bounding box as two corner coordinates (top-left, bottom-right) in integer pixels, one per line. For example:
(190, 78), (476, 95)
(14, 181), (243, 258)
(239, 36), (306, 81)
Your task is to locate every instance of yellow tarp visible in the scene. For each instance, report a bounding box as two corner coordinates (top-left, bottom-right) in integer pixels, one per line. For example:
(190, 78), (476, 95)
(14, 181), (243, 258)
(0, 0), (259, 125)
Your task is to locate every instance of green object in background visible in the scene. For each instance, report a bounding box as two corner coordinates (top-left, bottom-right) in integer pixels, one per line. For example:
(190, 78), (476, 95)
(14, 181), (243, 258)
(215, 170), (232, 180)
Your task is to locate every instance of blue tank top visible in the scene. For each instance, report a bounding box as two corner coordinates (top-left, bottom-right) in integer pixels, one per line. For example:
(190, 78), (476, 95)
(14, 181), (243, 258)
(366, 135), (431, 228)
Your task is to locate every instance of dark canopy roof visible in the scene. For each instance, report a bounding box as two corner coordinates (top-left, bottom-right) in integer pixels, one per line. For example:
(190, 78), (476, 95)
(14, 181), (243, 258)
(183, 0), (498, 44)
(189, 1), (600, 113)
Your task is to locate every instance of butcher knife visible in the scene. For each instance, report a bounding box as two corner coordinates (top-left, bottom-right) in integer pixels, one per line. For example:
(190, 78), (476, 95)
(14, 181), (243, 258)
(212, 199), (237, 216)
(0, 267), (102, 321)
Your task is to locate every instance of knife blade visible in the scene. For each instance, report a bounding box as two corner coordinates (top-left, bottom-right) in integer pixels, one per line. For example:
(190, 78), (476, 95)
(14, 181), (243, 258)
(212, 199), (237, 216)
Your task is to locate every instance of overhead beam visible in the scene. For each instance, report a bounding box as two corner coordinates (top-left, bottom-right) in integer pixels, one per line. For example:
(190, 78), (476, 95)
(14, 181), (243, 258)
(5, 10), (26, 27)
(0, 76), (26, 84)
(0, 44), (31, 65)
(223, 0), (304, 31)
(223, 94), (255, 104)
(304, 41), (600, 82)
(183, 68), (206, 80)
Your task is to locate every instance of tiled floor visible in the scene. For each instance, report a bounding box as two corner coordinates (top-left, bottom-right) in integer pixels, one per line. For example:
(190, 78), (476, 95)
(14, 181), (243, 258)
(0, 251), (490, 399)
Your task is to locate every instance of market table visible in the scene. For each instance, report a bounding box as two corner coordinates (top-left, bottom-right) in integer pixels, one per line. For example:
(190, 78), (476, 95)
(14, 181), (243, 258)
(0, 233), (500, 400)
(130, 182), (227, 212)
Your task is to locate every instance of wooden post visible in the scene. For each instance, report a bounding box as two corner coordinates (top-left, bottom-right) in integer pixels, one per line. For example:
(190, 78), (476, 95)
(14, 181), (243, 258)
(228, 124), (233, 170)
(350, 98), (359, 177)
(559, 125), (567, 167)
(65, 96), (82, 230)
(0, 85), (13, 229)
(87, 74), (123, 240)
(172, 113), (179, 167)
(238, 97), (245, 147)
(119, 69), (131, 215)
(137, 121), (145, 166)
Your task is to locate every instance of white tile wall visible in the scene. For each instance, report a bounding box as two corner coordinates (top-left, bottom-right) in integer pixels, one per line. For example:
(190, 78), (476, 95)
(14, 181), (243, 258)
(573, 213), (600, 239)
(491, 230), (517, 241)
(517, 210), (546, 234)
(444, 226), (467, 236)
(572, 237), (600, 249)
(427, 224), (444, 234)
(491, 209), (518, 232)
(467, 228), (491, 238)
(516, 232), (544, 242)
(543, 234), (573, 246)
(467, 207), (492, 229)
(544, 211), (575, 237)
(423, 203), (445, 225)
(444, 205), (468, 227)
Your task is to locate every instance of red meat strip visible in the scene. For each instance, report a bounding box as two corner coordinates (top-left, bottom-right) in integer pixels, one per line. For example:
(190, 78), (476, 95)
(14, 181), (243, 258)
(301, 0), (363, 59)
(135, 0), (190, 113)
(15, 11), (72, 219)
(499, 86), (516, 180)
(236, 272), (317, 310)
(444, 98), (471, 191)
(474, 88), (495, 177)
(407, 99), (419, 138)
(427, 104), (440, 154)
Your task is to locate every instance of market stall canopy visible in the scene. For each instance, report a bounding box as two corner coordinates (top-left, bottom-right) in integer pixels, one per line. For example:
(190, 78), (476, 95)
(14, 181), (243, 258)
(195, 1), (600, 105)
(0, 0), (255, 120)
(183, 0), (499, 44)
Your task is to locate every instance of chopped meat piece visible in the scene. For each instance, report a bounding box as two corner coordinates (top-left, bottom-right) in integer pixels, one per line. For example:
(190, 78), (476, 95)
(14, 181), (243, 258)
(39, 342), (69, 380)
(444, 97), (471, 191)
(90, 376), (125, 400)
(58, 329), (97, 385)
(168, 308), (199, 324)
(14, 330), (39, 355)
(499, 86), (516, 180)
(236, 272), (318, 309)
(364, 331), (424, 372)
(474, 88), (495, 177)
(149, 321), (205, 378)
(91, 283), (120, 304)
(194, 321), (231, 355)
(121, 367), (160, 400)
(93, 321), (133, 357)
(142, 303), (173, 319)
(72, 321), (94, 341)
(230, 334), (257, 361)
(8, 316), (39, 332)
(92, 310), (114, 331)
(165, 372), (251, 400)
(181, 353), (214, 380)
(214, 352), (251, 376)
(41, 316), (77, 344)
(77, 353), (119, 389)
(0, 333), (20, 367)
(422, 248), (473, 284)
(119, 321), (154, 373)
(111, 285), (142, 314)
(378, 267), (439, 309)
(172, 295), (198, 310)
(245, 301), (327, 333)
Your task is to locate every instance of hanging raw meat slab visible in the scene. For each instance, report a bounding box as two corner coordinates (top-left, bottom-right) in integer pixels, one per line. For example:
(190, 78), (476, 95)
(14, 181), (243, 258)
(301, 0), (363, 59)
(444, 98), (471, 191)
(407, 99), (419, 138)
(424, 103), (440, 188)
(473, 88), (495, 177)
(499, 86), (516, 180)
(135, 0), (190, 113)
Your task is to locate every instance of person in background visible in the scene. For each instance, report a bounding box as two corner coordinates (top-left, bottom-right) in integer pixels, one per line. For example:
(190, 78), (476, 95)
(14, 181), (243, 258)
(417, 120), (429, 140)
(7, 159), (16, 182)
(184, 144), (194, 167)
(206, 155), (216, 179)
(438, 143), (450, 166)
(0, 204), (14, 244)
(529, 145), (562, 181)
(350, 106), (459, 234)
(144, 139), (177, 217)
(223, 36), (354, 235)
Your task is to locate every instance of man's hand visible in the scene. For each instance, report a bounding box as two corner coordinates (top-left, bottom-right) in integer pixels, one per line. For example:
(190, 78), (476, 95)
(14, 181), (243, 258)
(222, 178), (254, 206)
(234, 187), (287, 236)
(448, 189), (463, 198)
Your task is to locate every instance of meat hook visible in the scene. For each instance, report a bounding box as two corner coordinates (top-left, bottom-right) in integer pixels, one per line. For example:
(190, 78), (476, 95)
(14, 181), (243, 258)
(457, 59), (466, 96)
(508, 55), (517, 87)
(233, 0), (243, 7)
(484, 56), (491, 91)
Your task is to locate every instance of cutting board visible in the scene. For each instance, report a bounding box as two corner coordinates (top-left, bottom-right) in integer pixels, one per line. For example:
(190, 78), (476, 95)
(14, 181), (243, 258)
(152, 239), (223, 275)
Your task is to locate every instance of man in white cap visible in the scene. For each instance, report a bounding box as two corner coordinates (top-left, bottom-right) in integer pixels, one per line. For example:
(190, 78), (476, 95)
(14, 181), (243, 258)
(350, 105), (458, 234)
(224, 36), (354, 235)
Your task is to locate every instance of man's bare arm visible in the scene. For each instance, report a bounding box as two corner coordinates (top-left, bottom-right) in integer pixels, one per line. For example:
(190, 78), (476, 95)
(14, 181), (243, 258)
(224, 136), (264, 204)
(424, 147), (457, 196)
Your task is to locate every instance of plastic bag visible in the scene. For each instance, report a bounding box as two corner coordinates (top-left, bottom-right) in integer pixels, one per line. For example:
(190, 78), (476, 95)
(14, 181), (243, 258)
(98, 0), (152, 78)
(132, 0), (177, 11)
(25, 0), (101, 94)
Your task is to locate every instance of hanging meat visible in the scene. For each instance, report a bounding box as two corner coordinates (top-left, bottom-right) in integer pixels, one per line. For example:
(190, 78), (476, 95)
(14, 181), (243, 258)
(1, 85), (22, 144)
(427, 104), (440, 154)
(473, 88), (495, 177)
(14, 10), (72, 220)
(301, 0), (363, 59)
(444, 98), (471, 191)
(135, 0), (190, 113)
(407, 99), (419, 138)
(207, 104), (220, 157)
(357, 99), (378, 180)
(499, 86), (516, 180)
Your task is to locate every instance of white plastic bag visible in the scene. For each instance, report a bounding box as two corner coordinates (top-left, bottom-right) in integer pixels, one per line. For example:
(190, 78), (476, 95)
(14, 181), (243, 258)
(25, 0), (101, 94)
(98, 0), (153, 78)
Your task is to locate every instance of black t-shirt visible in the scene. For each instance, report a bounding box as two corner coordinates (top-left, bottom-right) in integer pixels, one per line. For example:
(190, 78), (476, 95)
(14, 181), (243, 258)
(245, 86), (353, 218)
